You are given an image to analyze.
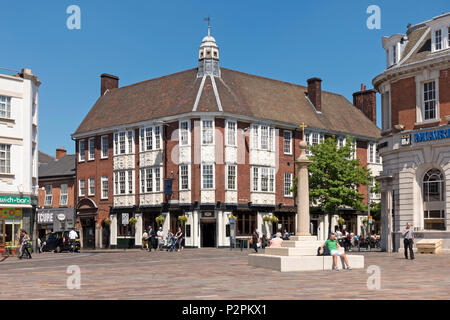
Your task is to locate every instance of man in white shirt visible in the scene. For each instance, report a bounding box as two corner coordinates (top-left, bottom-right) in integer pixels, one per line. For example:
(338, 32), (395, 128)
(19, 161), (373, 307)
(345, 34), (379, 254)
(68, 229), (78, 253)
(157, 227), (164, 251)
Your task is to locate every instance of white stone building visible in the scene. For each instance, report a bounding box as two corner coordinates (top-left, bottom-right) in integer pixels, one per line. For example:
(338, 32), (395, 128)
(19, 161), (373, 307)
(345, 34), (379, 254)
(0, 68), (40, 246)
(373, 13), (450, 252)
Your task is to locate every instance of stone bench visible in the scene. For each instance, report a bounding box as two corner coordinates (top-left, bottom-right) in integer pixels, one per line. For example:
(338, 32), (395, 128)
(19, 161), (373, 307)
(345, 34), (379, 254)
(416, 239), (442, 254)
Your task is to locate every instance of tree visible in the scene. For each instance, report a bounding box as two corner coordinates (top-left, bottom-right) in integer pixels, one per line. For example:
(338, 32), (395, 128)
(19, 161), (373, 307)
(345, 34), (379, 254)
(291, 136), (372, 233)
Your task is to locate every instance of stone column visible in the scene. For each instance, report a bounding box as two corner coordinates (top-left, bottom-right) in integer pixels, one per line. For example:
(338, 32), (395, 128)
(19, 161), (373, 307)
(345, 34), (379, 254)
(110, 214), (117, 247)
(295, 140), (312, 236)
(135, 213), (143, 247)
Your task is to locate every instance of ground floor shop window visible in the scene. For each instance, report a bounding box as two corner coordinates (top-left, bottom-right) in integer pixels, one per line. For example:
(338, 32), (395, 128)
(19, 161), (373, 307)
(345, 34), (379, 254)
(235, 212), (256, 236)
(117, 213), (134, 236)
(3, 221), (22, 246)
(273, 213), (295, 234)
(423, 169), (446, 230)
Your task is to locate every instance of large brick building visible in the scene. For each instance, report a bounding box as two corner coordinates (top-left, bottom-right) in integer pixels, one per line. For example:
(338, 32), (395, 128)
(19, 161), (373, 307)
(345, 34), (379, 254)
(72, 28), (381, 249)
(374, 13), (450, 252)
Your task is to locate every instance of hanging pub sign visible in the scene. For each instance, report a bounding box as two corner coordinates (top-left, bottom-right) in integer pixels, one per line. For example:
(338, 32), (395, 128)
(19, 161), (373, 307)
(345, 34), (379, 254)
(1, 208), (22, 220)
(164, 178), (173, 195)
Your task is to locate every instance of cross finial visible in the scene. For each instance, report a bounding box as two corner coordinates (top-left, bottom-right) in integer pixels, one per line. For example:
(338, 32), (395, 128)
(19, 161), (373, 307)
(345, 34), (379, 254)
(299, 122), (308, 139)
(204, 16), (211, 36)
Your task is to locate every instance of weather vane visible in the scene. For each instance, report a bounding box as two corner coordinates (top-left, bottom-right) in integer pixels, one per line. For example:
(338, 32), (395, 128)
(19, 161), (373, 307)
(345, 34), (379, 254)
(204, 16), (211, 36)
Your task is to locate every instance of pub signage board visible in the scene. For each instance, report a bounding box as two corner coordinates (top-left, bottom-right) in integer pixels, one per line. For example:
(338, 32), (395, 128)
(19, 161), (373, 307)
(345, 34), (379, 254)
(413, 128), (450, 143)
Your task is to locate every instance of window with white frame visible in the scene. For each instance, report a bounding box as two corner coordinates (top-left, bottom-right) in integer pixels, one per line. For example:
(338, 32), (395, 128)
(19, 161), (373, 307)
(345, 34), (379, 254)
(283, 130), (292, 154)
(252, 124), (259, 149)
(305, 132), (324, 155)
(368, 143), (375, 163)
(114, 170), (134, 195)
(251, 166), (275, 192)
(284, 173), (293, 197)
(44, 185), (52, 206)
(423, 81), (437, 121)
(60, 184), (68, 206)
(337, 137), (346, 148)
(227, 164), (237, 190)
(79, 179), (86, 197)
(179, 165), (189, 190)
(88, 138), (95, 160)
(0, 144), (11, 174)
(202, 164), (214, 189)
(375, 148), (381, 164)
(0, 96), (11, 119)
(114, 130), (134, 155)
(88, 177), (95, 196)
(202, 120), (214, 145)
(252, 124), (275, 151)
(139, 126), (163, 152)
(226, 120), (237, 146)
(349, 139), (357, 160)
(179, 121), (190, 146)
(140, 167), (162, 193)
(101, 177), (108, 199)
(101, 136), (108, 159)
(252, 167), (259, 191)
(435, 29), (442, 51)
(78, 140), (85, 162)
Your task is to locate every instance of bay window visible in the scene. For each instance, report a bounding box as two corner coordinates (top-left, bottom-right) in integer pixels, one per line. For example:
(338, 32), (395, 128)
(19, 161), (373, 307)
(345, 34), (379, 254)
(251, 166), (275, 192)
(226, 120), (237, 146)
(179, 121), (190, 146)
(202, 120), (214, 145)
(140, 167), (163, 193)
(202, 164), (214, 189)
(114, 130), (134, 155)
(114, 170), (134, 195)
(139, 126), (162, 152)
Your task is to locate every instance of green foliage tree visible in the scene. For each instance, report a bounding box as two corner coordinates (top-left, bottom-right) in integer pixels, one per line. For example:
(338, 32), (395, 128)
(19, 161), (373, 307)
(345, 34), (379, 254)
(290, 136), (372, 233)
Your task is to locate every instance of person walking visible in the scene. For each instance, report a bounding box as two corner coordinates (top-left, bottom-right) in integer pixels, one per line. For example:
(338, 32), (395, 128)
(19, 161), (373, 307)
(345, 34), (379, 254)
(142, 230), (149, 250)
(68, 229), (78, 253)
(148, 226), (155, 252)
(157, 227), (163, 251)
(18, 230), (32, 260)
(36, 236), (42, 254)
(175, 227), (183, 252)
(402, 222), (415, 260)
(251, 230), (259, 253)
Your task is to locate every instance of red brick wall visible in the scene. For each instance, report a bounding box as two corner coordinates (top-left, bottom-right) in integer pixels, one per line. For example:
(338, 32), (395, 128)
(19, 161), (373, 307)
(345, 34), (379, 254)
(76, 134), (114, 225)
(215, 118), (225, 203)
(391, 76), (416, 131)
(439, 68), (450, 122)
(38, 179), (75, 208)
(275, 128), (297, 206)
(236, 121), (250, 204)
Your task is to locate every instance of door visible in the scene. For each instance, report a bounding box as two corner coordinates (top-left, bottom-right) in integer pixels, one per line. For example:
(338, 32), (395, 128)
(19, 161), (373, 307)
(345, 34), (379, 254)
(81, 218), (95, 249)
(200, 221), (216, 247)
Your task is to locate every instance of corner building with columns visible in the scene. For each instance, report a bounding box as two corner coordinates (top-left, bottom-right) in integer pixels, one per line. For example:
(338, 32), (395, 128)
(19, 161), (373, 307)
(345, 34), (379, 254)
(374, 13), (450, 252)
(72, 29), (381, 249)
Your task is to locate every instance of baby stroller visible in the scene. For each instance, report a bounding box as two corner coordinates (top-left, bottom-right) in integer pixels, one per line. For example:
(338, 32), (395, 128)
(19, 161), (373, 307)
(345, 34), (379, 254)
(166, 236), (178, 252)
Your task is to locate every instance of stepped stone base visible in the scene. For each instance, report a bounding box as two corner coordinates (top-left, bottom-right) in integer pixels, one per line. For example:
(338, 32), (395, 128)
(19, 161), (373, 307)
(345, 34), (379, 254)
(248, 235), (364, 272)
(248, 254), (364, 272)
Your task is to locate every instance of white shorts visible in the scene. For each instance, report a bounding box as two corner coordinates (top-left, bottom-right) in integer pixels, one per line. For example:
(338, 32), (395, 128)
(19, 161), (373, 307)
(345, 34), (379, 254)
(330, 249), (341, 256)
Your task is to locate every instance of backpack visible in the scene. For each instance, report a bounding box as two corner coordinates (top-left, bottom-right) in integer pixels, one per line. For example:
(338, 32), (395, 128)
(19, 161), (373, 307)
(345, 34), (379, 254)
(317, 246), (331, 256)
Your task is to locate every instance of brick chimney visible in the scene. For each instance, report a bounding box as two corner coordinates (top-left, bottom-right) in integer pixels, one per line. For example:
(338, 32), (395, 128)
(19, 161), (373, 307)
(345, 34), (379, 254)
(307, 78), (322, 112)
(56, 147), (67, 159)
(353, 85), (377, 125)
(100, 74), (119, 96)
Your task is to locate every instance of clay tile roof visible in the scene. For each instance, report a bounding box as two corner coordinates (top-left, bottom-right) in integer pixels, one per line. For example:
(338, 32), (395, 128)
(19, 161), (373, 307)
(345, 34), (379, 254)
(74, 68), (380, 139)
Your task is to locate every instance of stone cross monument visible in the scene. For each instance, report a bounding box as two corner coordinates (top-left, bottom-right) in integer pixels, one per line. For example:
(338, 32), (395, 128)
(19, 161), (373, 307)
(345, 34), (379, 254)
(295, 140), (312, 236)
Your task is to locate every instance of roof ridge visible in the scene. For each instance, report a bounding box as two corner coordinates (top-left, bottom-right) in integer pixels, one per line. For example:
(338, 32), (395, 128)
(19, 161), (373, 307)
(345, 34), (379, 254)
(221, 68), (348, 97)
(115, 68), (197, 91)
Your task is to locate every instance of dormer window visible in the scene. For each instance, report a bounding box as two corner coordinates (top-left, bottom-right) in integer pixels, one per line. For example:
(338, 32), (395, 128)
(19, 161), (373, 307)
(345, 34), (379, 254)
(435, 29), (442, 51)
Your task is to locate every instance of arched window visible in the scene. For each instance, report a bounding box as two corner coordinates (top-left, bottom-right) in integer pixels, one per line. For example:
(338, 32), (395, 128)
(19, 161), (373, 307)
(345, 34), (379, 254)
(423, 169), (446, 230)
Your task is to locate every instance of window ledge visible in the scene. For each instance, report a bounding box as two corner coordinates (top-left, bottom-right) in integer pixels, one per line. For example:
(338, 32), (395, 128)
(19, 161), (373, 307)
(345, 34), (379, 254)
(0, 173), (14, 177)
(100, 157), (108, 160)
(414, 119), (441, 126)
(140, 192), (163, 195)
(0, 117), (15, 124)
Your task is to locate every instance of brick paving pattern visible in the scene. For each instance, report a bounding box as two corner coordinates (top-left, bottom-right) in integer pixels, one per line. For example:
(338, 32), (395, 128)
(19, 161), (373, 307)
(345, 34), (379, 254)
(1, 249), (449, 299)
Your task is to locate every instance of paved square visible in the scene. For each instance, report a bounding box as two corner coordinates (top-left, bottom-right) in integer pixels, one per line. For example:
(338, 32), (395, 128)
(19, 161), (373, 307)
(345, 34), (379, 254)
(1, 249), (449, 299)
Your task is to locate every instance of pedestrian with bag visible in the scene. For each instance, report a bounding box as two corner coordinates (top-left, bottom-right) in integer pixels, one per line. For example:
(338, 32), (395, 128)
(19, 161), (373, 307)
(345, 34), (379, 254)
(251, 230), (259, 253)
(142, 230), (149, 250)
(18, 229), (32, 260)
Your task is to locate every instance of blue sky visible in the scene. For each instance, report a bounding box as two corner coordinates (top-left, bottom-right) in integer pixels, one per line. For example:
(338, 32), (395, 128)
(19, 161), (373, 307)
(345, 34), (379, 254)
(1, 0), (449, 155)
